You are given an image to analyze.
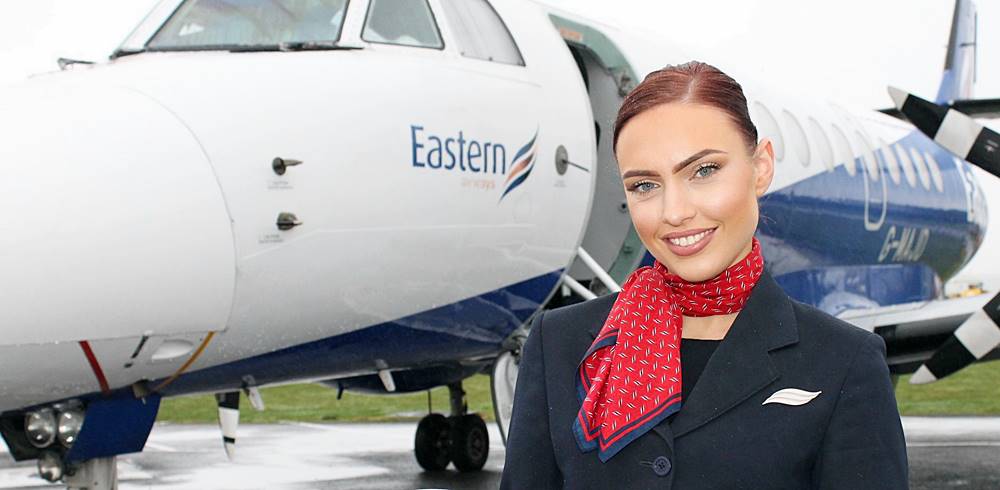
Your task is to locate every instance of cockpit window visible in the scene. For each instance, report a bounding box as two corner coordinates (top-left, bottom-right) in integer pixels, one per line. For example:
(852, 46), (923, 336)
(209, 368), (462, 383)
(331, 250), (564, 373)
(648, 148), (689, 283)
(439, 0), (524, 65)
(147, 0), (349, 49)
(362, 0), (443, 49)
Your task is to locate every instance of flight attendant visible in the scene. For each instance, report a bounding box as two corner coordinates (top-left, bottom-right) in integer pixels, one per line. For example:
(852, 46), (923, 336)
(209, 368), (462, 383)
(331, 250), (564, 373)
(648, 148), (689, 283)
(500, 61), (908, 489)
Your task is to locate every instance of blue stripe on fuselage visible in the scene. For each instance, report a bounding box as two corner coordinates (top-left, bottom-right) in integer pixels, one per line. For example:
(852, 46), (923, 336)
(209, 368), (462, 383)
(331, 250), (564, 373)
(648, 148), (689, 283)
(757, 129), (984, 311)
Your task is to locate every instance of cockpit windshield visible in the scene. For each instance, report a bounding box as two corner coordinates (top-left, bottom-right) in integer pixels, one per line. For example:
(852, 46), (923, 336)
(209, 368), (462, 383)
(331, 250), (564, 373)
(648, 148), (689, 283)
(147, 0), (349, 50)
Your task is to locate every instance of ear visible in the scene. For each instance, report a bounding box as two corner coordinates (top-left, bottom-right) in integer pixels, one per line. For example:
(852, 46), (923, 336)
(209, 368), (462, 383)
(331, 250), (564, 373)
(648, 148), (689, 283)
(751, 138), (775, 197)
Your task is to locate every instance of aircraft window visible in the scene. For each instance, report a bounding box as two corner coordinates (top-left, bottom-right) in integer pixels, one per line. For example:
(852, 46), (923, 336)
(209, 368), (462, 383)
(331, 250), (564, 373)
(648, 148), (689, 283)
(830, 123), (856, 176)
(751, 102), (785, 162)
(855, 131), (879, 182)
(878, 138), (901, 185)
(781, 110), (810, 167)
(807, 117), (834, 171)
(894, 144), (917, 187)
(923, 151), (945, 192)
(439, 0), (524, 66)
(147, 0), (349, 49)
(908, 147), (932, 190)
(362, 0), (444, 49)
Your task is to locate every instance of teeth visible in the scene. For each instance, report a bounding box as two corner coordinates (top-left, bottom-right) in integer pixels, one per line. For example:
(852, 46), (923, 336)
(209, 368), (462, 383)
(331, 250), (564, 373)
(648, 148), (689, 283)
(668, 229), (711, 247)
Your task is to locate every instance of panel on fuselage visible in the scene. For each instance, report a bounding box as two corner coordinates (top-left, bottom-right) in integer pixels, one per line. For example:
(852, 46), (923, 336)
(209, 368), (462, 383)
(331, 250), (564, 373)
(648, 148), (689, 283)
(0, 80), (235, 346)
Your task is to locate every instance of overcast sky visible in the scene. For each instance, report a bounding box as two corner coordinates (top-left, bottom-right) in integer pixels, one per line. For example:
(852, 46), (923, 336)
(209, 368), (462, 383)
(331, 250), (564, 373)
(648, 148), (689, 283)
(2, 0), (997, 108)
(0, 0), (996, 284)
(543, 0), (1000, 108)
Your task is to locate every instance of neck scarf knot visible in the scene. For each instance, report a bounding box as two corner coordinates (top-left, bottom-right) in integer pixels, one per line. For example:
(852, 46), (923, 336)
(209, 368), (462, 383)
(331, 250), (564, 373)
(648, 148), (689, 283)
(573, 237), (764, 461)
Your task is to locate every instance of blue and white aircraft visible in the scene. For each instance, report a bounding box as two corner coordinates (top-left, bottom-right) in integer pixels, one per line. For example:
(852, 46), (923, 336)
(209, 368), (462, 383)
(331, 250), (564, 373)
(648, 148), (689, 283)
(1, 0), (998, 487)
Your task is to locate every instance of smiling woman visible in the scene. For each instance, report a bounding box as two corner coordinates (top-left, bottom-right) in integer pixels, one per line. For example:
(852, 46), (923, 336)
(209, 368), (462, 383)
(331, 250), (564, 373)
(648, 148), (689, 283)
(615, 102), (771, 285)
(501, 61), (909, 489)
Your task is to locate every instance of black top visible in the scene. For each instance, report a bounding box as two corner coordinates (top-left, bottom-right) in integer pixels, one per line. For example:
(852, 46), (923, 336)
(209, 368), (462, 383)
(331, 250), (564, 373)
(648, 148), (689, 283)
(675, 338), (721, 407)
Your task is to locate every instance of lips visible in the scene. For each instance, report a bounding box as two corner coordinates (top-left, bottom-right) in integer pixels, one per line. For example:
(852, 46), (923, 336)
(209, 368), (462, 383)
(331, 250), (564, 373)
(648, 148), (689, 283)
(661, 227), (717, 257)
(665, 228), (712, 246)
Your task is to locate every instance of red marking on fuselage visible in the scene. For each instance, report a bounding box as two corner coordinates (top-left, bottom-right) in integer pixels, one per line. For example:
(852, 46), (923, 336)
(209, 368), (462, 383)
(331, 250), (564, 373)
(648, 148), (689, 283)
(79, 341), (111, 395)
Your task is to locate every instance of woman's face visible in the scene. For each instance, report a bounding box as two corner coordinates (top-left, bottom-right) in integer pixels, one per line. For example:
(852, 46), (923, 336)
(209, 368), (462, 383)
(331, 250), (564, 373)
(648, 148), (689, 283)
(616, 102), (775, 282)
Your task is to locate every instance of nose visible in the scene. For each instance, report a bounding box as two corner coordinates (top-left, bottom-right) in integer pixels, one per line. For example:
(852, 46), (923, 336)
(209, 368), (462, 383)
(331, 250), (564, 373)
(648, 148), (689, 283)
(659, 183), (696, 227)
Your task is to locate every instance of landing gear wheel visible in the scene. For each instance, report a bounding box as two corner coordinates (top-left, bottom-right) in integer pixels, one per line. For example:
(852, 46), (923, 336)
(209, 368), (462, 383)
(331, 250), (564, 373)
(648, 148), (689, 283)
(414, 413), (451, 471)
(449, 414), (489, 472)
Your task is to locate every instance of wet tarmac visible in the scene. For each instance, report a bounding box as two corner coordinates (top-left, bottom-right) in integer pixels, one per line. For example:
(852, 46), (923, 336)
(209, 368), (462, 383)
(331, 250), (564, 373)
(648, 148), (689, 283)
(0, 417), (997, 489)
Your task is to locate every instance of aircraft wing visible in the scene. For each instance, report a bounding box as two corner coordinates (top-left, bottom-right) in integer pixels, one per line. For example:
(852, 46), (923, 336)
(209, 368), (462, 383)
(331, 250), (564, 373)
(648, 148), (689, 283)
(837, 291), (998, 375)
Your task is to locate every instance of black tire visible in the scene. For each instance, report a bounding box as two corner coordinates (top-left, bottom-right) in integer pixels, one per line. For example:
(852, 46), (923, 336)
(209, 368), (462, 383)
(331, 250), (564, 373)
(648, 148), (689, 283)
(415, 413), (451, 471)
(449, 414), (489, 472)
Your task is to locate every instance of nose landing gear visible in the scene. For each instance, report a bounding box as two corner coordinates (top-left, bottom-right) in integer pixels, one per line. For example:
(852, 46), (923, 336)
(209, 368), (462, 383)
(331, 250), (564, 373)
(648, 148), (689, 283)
(413, 381), (489, 473)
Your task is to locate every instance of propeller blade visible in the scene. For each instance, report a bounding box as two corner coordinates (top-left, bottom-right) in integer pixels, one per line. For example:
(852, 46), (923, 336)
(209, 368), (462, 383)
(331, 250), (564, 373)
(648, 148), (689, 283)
(888, 86), (1000, 178)
(910, 291), (1000, 384)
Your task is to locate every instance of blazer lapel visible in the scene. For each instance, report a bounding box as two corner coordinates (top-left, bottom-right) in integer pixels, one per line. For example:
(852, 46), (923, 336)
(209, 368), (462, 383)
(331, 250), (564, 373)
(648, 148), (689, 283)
(668, 268), (799, 438)
(580, 267), (799, 443)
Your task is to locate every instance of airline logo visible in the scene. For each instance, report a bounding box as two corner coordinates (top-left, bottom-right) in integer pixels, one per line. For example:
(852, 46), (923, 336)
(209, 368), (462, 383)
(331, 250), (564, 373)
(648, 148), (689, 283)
(410, 125), (538, 203)
(500, 133), (537, 202)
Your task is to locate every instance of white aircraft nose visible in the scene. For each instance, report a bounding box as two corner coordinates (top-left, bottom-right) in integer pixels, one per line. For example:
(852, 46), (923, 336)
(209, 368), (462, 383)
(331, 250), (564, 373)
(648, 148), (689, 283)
(0, 80), (235, 347)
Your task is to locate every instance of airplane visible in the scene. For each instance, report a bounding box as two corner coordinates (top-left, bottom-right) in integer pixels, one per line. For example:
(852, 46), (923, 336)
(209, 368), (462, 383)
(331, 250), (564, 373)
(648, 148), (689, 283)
(1, 0), (999, 487)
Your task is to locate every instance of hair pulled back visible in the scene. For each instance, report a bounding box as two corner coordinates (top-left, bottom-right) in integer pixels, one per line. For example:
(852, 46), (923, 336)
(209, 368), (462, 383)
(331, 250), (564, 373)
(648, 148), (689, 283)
(612, 61), (758, 154)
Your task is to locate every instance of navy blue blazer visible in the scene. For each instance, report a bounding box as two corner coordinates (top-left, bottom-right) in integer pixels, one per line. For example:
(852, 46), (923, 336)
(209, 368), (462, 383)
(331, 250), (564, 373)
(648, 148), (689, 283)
(500, 268), (908, 489)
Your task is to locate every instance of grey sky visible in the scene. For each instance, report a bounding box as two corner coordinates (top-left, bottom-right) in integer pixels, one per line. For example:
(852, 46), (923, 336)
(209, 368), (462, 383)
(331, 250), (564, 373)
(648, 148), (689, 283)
(540, 0), (999, 108)
(2, 0), (996, 108)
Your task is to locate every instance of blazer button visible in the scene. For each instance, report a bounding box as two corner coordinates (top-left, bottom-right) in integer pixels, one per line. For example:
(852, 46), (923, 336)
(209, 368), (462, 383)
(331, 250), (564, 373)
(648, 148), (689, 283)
(652, 456), (671, 476)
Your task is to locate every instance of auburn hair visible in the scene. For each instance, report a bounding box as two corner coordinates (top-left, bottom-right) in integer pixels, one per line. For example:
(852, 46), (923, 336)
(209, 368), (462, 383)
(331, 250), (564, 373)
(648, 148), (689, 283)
(612, 61), (758, 154)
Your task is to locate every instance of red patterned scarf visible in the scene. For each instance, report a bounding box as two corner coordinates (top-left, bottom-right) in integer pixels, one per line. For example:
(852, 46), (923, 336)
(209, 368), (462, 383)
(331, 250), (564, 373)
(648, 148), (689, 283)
(573, 237), (764, 461)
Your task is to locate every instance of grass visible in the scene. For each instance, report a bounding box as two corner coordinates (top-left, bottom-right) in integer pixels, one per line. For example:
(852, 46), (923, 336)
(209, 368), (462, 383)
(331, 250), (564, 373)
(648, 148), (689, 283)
(896, 359), (1000, 415)
(157, 374), (496, 424)
(156, 361), (1000, 424)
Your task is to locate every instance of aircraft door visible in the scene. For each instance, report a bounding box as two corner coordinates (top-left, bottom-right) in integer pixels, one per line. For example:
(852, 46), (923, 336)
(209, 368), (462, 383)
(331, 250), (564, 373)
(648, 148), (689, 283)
(549, 15), (648, 290)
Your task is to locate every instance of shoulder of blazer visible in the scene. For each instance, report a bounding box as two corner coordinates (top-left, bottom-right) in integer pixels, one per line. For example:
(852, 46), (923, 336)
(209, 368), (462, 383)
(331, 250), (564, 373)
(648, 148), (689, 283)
(532, 292), (618, 363)
(538, 292), (619, 341)
(787, 298), (879, 350)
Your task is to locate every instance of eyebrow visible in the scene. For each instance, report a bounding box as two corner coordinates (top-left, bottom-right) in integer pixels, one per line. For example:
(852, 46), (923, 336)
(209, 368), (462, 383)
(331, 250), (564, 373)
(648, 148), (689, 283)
(621, 148), (727, 179)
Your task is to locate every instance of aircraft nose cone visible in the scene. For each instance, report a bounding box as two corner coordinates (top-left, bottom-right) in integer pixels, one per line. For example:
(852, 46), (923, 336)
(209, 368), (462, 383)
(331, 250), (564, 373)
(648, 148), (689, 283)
(0, 80), (235, 347)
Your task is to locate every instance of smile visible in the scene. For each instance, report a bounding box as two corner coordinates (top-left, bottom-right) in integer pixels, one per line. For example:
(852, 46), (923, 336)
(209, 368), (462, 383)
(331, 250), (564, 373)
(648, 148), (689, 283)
(662, 227), (718, 257)
(665, 227), (716, 247)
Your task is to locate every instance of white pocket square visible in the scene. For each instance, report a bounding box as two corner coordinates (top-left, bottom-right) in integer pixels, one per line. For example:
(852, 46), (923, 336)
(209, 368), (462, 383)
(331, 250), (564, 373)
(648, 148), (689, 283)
(762, 388), (822, 406)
